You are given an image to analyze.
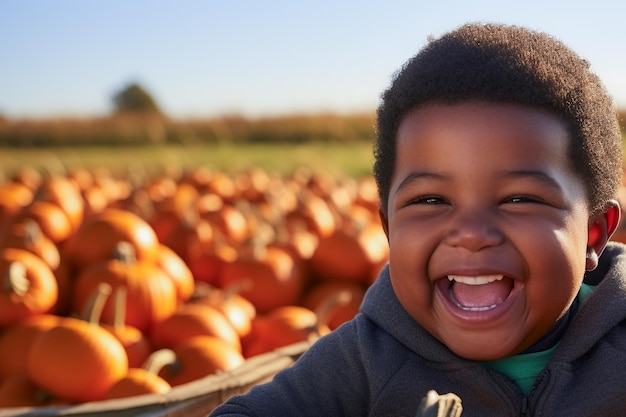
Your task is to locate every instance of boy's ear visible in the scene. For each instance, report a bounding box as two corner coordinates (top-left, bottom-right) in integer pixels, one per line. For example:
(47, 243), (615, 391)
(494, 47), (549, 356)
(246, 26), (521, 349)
(586, 199), (621, 271)
(379, 209), (390, 241)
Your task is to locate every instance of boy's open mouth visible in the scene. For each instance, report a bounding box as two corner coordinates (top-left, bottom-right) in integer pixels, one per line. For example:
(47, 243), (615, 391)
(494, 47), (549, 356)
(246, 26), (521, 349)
(446, 275), (514, 312)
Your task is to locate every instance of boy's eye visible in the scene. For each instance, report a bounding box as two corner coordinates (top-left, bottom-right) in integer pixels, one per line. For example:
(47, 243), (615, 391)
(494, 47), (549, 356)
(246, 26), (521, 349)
(503, 195), (542, 204)
(409, 196), (448, 205)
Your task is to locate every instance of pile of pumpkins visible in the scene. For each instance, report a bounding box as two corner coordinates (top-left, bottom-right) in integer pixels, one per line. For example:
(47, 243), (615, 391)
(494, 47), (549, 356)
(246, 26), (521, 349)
(0, 165), (389, 407)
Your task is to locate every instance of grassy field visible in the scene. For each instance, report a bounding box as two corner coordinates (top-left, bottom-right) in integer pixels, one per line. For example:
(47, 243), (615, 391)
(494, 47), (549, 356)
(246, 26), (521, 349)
(0, 141), (376, 180)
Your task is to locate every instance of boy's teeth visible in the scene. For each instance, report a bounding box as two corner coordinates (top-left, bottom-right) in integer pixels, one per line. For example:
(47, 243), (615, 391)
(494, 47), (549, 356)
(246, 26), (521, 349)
(447, 275), (504, 285)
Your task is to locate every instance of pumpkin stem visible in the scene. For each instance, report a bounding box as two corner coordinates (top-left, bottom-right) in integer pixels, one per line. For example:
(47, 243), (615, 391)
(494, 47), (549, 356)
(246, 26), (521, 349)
(113, 241), (137, 264)
(81, 282), (112, 324)
(23, 219), (44, 245)
(250, 236), (268, 261)
(142, 348), (178, 375)
(223, 278), (253, 301)
(112, 286), (128, 329)
(3, 261), (29, 297)
(311, 290), (352, 339)
(189, 281), (214, 301)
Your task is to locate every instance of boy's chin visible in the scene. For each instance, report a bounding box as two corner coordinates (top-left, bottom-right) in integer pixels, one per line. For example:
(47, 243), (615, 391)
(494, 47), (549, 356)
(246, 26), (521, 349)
(437, 331), (532, 361)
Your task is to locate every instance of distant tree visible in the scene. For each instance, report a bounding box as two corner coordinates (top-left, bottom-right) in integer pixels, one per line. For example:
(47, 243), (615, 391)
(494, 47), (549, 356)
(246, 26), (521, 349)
(112, 82), (161, 114)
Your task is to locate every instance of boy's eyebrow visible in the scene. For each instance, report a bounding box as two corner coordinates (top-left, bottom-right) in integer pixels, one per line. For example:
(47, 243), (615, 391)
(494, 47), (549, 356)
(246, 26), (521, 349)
(392, 169), (566, 196)
(392, 171), (445, 197)
(503, 169), (565, 192)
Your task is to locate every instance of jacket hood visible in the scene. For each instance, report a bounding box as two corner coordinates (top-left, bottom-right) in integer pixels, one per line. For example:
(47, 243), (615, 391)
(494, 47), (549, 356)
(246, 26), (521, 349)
(556, 242), (626, 361)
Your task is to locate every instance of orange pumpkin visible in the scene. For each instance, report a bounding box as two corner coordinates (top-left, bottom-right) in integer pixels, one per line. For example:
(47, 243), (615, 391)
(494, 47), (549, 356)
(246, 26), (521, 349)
(81, 182), (112, 217)
(0, 248), (59, 326)
(190, 281), (256, 338)
(0, 182), (34, 227)
(63, 208), (160, 273)
(72, 242), (178, 333)
(203, 171), (237, 203)
(243, 305), (327, 358)
(302, 281), (365, 330)
(106, 348), (173, 400)
(11, 166), (42, 192)
(159, 336), (245, 387)
(285, 191), (337, 239)
(243, 291), (350, 358)
(161, 210), (214, 265)
(102, 286), (153, 369)
(8, 200), (73, 244)
(105, 367), (171, 400)
(28, 314), (129, 403)
(0, 373), (60, 408)
(66, 166), (95, 193)
(309, 221), (389, 285)
(200, 202), (249, 245)
(27, 283), (128, 403)
(219, 243), (304, 313)
(35, 174), (85, 233)
(154, 181), (199, 216)
(187, 234), (238, 287)
(0, 314), (60, 380)
(233, 167), (271, 203)
(155, 244), (195, 303)
(148, 209), (180, 244)
(354, 175), (380, 213)
(150, 303), (241, 353)
(0, 218), (61, 270)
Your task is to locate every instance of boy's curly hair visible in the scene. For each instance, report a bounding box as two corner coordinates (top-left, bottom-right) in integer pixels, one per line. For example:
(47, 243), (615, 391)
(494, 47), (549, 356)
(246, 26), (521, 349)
(374, 22), (622, 216)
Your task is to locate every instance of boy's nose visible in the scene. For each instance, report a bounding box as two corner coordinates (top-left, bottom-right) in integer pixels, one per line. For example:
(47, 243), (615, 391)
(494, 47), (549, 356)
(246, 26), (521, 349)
(443, 208), (503, 251)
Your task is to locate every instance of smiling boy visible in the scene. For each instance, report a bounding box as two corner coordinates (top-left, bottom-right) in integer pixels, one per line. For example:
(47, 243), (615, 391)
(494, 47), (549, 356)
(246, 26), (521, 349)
(386, 101), (600, 363)
(210, 23), (626, 416)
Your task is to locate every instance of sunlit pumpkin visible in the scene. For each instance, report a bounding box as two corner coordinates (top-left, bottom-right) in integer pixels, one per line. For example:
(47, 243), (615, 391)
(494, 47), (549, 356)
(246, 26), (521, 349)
(186, 233), (238, 287)
(105, 368), (171, 400)
(243, 305), (326, 358)
(35, 174), (85, 234)
(63, 208), (160, 273)
(302, 281), (365, 330)
(203, 171), (237, 203)
(0, 314), (60, 380)
(161, 210), (214, 266)
(243, 291), (350, 358)
(105, 349), (173, 400)
(219, 243), (304, 313)
(27, 284), (128, 403)
(102, 286), (153, 369)
(8, 200), (73, 245)
(72, 241), (178, 333)
(309, 221), (389, 285)
(150, 302), (241, 353)
(11, 167), (43, 192)
(0, 248), (58, 326)
(0, 182), (34, 227)
(0, 218), (60, 271)
(285, 190), (337, 239)
(190, 281), (256, 338)
(155, 244), (195, 303)
(158, 336), (245, 387)
(200, 202), (249, 245)
(0, 373), (60, 408)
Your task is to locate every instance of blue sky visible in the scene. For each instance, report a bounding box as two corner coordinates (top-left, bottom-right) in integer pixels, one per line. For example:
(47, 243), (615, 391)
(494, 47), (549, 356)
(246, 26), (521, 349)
(1, 1), (625, 119)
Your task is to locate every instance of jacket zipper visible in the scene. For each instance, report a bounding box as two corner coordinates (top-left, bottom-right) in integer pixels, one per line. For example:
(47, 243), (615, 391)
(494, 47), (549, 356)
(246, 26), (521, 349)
(520, 396), (529, 417)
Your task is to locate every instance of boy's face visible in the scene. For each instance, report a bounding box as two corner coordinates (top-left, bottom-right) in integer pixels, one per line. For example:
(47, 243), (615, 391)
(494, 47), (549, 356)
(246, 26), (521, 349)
(382, 102), (612, 360)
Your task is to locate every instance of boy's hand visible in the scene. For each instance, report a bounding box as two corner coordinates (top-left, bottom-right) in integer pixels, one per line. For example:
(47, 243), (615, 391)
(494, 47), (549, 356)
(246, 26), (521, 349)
(415, 390), (463, 417)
